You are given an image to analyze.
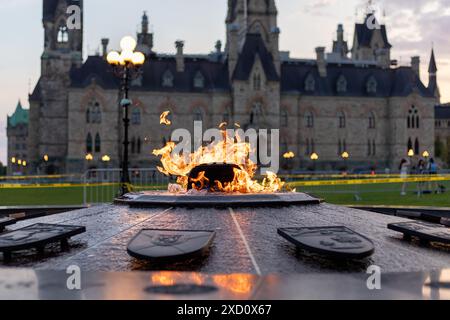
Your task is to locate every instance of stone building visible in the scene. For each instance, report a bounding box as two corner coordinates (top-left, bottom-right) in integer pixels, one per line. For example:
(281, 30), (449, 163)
(7, 101), (29, 175)
(435, 103), (450, 165)
(24, 0), (441, 174)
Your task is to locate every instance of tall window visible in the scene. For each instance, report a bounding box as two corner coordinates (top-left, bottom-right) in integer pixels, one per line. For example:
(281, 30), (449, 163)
(86, 133), (93, 153)
(131, 109), (141, 125)
(407, 106), (420, 129)
(131, 137), (136, 154)
(369, 112), (376, 129)
(407, 138), (413, 152)
(415, 138), (420, 155)
(338, 112), (346, 128)
(305, 112), (314, 128)
(368, 139), (376, 156)
(95, 133), (101, 153)
(57, 25), (69, 43)
(86, 109), (91, 124)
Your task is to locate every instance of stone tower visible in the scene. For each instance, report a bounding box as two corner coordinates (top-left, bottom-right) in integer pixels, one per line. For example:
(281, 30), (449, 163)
(226, 0), (281, 171)
(28, 0), (83, 174)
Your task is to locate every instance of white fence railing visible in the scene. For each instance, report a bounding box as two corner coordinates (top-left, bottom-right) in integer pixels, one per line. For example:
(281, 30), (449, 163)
(82, 168), (171, 205)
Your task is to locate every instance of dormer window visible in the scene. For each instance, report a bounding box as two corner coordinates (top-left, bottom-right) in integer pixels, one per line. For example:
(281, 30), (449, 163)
(336, 75), (347, 93)
(193, 71), (205, 89)
(162, 70), (174, 87)
(57, 25), (69, 43)
(304, 74), (315, 92)
(366, 76), (377, 94)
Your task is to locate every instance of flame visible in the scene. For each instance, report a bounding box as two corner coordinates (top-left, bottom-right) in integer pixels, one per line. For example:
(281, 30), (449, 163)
(152, 128), (284, 193)
(283, 151), (295, 159)
(213, 274), (254, 294)
(160, 111), (172, 126)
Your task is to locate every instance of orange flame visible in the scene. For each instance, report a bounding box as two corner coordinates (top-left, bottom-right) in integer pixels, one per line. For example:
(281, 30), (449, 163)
(160, 111), (172, 126)
(152, 128), (284, 193)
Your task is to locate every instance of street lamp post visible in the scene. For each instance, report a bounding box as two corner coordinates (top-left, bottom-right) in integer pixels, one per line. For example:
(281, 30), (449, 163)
(107, 36), (145, 196)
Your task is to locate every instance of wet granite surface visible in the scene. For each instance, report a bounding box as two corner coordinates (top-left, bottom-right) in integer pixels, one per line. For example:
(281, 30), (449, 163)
(0, 202), (449, 274)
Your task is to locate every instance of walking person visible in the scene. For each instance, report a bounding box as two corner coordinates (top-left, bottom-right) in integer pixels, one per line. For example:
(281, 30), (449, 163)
(399, 158), (410, 196)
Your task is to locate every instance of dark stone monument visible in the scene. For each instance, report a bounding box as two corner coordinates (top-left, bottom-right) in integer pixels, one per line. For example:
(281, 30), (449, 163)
(278, 226), (375, 259)
(127, 229), (216, 262)
(0, 223), (86, 261)
(388, 221), (450, 245)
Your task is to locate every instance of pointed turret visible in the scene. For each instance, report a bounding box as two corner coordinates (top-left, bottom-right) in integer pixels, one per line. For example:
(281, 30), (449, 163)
(137, 11), (153, 55)
(428, 48), (440, 100)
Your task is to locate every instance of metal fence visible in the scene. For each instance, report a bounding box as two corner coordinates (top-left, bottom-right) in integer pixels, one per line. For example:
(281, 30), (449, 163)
(82, 168), (170, 205)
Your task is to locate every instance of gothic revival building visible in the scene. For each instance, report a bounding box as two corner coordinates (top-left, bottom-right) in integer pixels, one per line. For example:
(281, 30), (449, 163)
(25, 0), (440, 174)
(7, 101), (29, 175)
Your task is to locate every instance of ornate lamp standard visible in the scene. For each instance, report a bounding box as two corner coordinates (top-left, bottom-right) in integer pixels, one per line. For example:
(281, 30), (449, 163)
(107, 36), (145, 195)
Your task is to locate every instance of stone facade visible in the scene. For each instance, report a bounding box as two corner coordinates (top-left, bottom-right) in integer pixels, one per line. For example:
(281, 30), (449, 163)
(23, 0), (440, 175)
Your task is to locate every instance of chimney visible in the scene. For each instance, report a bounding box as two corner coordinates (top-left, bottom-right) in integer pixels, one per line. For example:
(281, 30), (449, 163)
(316, 47), (327, 77)
(101, 38), (109, 58)
(175, 40), (185, 72)
(411, 56), (420, 78)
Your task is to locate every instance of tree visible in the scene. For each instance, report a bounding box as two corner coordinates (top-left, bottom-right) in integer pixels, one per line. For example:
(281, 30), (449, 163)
(0, 162), (6, 176)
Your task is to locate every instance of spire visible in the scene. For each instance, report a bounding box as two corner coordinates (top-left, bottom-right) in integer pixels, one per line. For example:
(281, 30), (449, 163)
(429, 48), (437, 74)
(142, 11), (149, 34)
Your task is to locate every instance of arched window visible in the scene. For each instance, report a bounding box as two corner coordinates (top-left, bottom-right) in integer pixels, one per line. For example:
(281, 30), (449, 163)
(408, 106), (419, 129)
(57, 25), (69, 43)
(338, 140), (342, 155)
(415, 138), (420, 155)
(194, 71), (205, 89)
(305, 112), (314, 128)
(338, 111), (346, 128)
(162, 70), (174, 87)
(407, 138), (413, 152)
(250, 103), (263, 125)
(367, 140), (372, 156)
(366, 76), (377, 94)
(281, 109), (288, 127)
(86, 133), (93, 153)
(193, 108), (203, 122)
(94, 133), (101, 153)
(93, 103), (102, 124)
(369, 112), (376, 129)
(304, 74), (315, 92)
(336, 75), (347, 93)
(131, 109), (141, 125)
(137, 137), (142, 154)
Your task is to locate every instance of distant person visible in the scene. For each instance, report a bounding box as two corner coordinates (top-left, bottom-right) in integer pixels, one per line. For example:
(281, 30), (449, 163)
(399, 158), (410, 196)
(416, 159), (426, 196)
(428, 158), (439, 193)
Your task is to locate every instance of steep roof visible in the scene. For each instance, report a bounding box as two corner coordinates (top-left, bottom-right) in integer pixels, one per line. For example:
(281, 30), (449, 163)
(354, 14), (392, 49)
(435, 104), (450, 119)
(70, 55), (230, 92)
(7, 101), (29, 127)
(429, 49), (437, 73)
(233, 33), (279, 81)
(281, 61), (434, 98)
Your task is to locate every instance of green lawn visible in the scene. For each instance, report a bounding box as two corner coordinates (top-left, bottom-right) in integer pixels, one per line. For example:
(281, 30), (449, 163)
(301, 181), (450, 207)
(0, 181), (449, 207)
